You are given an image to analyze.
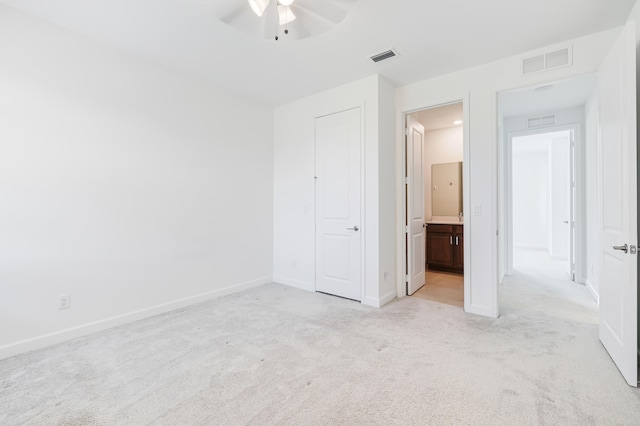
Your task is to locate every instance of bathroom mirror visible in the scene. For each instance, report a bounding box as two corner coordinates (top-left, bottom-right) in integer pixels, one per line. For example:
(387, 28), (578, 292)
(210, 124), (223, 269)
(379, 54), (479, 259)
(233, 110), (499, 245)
(432, 162), (463, 216)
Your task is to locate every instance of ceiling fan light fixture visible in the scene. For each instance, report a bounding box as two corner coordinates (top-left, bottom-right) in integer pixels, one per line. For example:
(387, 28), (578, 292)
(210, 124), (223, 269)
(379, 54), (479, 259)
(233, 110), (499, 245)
(248, 0), (270, 17)
(278, 0), (294, 6)
(278, 5), (296, 25)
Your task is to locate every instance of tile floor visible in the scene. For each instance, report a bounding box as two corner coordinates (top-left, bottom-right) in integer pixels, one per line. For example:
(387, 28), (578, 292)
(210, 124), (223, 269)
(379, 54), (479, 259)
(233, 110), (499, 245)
(411, 269), (464, 307)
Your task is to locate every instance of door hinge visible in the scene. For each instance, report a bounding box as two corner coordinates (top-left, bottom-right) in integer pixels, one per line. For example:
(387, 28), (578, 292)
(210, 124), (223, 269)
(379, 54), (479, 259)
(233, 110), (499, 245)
(631, 245), (637, 255)
(405, 274), (410, 282)
(405, 226), (409, 233)
(404, 128), (409, 136)
(404, 176), (409, 184)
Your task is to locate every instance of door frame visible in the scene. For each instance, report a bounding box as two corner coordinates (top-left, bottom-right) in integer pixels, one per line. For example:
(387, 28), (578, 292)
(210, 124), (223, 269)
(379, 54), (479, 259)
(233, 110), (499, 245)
(396, 95), (471, 310)
(502, 124), (585, 283)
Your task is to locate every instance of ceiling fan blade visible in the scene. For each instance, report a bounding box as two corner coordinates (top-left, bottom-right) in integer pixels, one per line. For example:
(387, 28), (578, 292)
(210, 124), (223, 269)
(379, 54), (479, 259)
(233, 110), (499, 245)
(278, 5), (296, 25)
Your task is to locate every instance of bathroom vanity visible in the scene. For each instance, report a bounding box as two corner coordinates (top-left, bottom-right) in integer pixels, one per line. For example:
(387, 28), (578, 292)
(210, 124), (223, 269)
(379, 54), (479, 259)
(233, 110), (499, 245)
(426, 222), (463, 273)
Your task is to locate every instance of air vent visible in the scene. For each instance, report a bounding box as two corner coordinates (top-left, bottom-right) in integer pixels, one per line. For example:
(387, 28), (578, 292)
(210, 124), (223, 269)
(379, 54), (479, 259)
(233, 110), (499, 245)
(528, 115), (556, 128)
(546, 48), (570, 69)
(522, 46), (572, 75)
(540, 115), (555, 126)
(523, 55), (545, 74)
(369, 48), (400, 63)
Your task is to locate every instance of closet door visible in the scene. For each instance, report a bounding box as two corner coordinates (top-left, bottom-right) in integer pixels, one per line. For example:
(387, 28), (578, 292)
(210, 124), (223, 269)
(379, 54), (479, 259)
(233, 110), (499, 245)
(315, 108), (362, 301)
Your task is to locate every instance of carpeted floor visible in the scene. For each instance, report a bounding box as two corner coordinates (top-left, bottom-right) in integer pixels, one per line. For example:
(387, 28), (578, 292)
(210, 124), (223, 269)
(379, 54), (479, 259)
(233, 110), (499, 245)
(1, 259), (639, 424)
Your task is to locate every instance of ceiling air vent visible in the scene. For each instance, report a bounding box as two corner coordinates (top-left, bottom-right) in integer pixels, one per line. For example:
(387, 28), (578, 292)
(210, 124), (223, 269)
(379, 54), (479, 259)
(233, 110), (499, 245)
(522, 46), (572, 75)
(369, 48), (400, 63)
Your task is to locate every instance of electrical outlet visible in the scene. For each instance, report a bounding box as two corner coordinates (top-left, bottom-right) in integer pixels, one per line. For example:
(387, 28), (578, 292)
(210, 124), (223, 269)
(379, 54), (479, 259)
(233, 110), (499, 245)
(58, 294), (70, 310)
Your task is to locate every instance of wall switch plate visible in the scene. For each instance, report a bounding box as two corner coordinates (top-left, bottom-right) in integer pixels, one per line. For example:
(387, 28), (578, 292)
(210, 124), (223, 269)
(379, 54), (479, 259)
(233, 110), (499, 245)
(473, 205), (482, 216)
(58, 294), (71, 310)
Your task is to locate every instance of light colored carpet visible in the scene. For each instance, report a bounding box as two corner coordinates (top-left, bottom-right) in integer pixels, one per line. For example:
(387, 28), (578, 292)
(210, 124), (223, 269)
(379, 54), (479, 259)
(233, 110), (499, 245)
(1, 263), (639, 424)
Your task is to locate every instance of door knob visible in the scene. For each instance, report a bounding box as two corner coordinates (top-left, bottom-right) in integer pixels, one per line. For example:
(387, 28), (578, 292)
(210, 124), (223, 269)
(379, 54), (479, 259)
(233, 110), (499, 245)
(347, 226), (359, 232)
(612, 244), (628, 253)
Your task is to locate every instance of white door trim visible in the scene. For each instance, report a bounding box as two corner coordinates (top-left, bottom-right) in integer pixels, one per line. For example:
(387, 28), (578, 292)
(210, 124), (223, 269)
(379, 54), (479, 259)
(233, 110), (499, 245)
(396, 95), (470, 312)
(502, 123), (585, 283)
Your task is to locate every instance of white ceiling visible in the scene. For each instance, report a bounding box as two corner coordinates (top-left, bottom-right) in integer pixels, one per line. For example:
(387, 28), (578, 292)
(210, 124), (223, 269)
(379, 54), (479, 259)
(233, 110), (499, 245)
(0, 0), (634, 106)
(499, 73), (598, 118)
(410, 102), (463, 131)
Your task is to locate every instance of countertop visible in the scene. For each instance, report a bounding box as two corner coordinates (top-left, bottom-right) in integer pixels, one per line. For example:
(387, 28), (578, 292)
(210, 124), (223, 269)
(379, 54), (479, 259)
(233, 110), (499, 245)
(426, 220), (464, 225)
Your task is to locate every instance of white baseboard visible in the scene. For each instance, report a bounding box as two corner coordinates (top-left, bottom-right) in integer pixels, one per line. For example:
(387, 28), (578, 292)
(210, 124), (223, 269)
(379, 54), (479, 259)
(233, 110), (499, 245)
(465, 303), (499, 319)
(362, 290), (397, 308)
(585, 279), (600, 305)
(273, 276), (314, 292)
(0, 276), (271, 361)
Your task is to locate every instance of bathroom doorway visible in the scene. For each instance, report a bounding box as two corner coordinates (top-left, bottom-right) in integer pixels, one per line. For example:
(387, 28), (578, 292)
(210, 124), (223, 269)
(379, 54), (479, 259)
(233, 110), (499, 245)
(404, 101), (465, 308)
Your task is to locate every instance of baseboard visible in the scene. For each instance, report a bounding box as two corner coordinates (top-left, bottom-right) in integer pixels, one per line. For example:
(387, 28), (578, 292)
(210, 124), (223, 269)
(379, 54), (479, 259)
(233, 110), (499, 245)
(0, 276), (271, 361)
(585, 279), (600, 305)
(362, 290), (397, 308)
(272, 276), (314, 292)
(465, 303), (499, 319)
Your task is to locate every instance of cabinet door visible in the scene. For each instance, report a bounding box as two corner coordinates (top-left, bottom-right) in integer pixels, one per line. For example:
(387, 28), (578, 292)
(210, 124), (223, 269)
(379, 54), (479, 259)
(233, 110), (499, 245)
(453, 234), (464, 270)
(427, 233), (454, 267)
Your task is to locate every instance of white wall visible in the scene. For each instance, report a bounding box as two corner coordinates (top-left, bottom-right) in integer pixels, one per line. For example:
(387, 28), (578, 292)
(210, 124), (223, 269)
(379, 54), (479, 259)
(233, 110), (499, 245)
(377, 78), (398, 302)
(548, 135), (571, 259)
(396, 27), (619, 317)
(0, 6), (274, 358)
(584, 88), (600, 301)
(273, 74), (396, 307)
(422, 127), (464, 220)
(512, 148), (548, 249)
(511, 133), (570, 256)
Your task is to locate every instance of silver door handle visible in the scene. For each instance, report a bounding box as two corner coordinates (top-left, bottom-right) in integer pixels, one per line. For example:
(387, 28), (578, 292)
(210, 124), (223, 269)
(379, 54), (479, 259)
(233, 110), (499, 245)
(613, 244), (628, 253)
(455, 236), (459, 246)
(347, 226), (359, 232)
(450, 236), (453, 245)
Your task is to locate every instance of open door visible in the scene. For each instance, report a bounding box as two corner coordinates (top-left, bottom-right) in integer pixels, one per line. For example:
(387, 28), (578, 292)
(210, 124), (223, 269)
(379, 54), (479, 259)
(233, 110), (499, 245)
(406, 116), (426, 295)
(598, 21), (638, 387)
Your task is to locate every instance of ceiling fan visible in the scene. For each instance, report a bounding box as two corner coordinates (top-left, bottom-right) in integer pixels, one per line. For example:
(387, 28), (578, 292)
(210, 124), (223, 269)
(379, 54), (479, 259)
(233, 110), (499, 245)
(217, 0), (355, 41)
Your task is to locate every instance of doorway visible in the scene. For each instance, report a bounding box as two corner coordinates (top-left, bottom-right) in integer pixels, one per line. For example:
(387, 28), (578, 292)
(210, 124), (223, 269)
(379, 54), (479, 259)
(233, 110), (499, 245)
(497, 74), (596, 294)
(510, 129), (576, 283)
(404, 102), (465, 308)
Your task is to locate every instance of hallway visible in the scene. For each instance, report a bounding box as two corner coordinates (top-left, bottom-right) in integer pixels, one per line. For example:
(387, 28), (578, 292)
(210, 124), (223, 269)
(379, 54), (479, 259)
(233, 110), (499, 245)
(504, 248), (596, 322)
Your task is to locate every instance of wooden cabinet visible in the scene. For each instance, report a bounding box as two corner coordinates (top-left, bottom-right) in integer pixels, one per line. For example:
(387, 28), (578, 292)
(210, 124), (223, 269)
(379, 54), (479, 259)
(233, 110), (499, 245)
(426, 224), (463, 273)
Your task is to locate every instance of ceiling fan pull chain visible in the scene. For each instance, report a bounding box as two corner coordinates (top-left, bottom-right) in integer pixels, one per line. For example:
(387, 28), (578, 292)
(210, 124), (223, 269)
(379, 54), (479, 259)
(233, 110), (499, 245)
(274, 2), (279, 40)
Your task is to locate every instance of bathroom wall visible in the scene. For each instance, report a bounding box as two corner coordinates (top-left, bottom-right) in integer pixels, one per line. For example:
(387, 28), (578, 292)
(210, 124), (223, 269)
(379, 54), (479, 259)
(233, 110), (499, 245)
(422, 126), (464, 221)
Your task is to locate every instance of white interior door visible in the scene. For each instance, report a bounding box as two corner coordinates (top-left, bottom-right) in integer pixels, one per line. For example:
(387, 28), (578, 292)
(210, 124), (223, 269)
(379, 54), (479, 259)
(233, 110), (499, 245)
(598, 21), (637, 387)
(315, 108), (361, 301)
(406, 116), (426, 295)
